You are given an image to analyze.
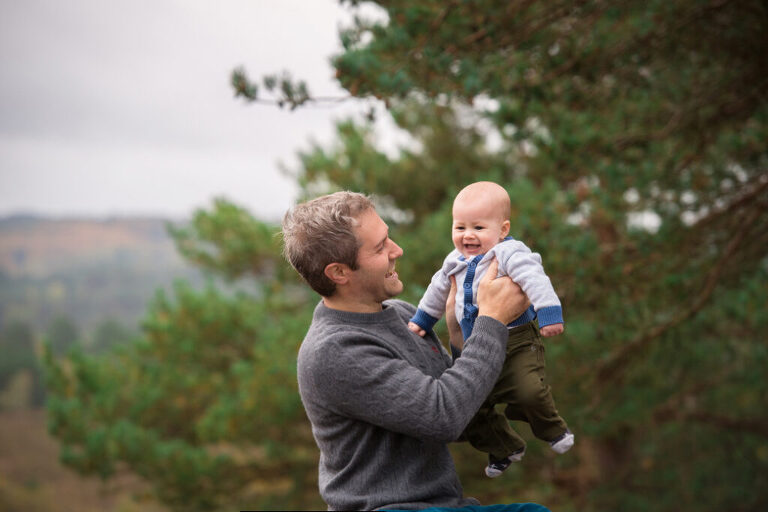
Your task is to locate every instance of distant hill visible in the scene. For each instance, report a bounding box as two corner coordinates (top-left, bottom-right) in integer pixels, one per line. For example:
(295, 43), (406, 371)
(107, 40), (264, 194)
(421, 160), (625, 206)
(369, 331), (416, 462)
(0, 215), (201, 337)
(0, 215), (185, 278)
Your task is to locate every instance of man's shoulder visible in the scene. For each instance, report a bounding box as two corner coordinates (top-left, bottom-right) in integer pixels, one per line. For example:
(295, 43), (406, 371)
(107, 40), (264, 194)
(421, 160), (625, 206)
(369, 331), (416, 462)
(302, 305), (347, 346)
(384, 298), (417, 317)
(298, 300), (415, 374)
(299, 312), (350, 375)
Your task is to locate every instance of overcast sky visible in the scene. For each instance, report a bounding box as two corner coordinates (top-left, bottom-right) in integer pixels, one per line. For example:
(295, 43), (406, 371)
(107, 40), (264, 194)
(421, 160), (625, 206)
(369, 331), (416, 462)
(0, 0), (383, 221)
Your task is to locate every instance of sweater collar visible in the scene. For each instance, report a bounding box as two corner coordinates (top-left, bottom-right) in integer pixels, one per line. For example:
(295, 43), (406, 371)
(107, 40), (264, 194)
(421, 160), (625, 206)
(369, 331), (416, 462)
(314, 299), (401, 325)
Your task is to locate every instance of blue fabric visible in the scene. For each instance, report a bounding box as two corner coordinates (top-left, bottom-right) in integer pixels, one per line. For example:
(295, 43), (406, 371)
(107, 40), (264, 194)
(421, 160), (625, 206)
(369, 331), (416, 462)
(411, 308), (440, 331)
(384, 503), (551, 512)
(507, 305), (537, 327)
(459, 254), (484, 339)
(535, 305), (563, 327)
(420, 234), (561, 339)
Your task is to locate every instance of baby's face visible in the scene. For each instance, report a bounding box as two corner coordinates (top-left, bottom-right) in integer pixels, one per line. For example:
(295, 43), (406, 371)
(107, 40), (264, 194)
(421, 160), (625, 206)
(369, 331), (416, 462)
(452, 198), (510, 259)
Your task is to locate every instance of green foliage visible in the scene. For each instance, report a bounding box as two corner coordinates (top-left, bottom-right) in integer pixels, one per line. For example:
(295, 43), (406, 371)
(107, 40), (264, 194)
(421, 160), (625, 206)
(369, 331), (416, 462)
(282, 0), (768, 508)
(45, 204), (322, 511)
(231, 67), (311, 110)
(46, 1), (768, 510)
(168, 198), (297, 287)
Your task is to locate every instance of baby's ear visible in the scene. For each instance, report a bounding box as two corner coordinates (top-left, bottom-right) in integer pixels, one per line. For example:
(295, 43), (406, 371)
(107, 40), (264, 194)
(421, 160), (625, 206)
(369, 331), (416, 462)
(500, 220), (510, 238)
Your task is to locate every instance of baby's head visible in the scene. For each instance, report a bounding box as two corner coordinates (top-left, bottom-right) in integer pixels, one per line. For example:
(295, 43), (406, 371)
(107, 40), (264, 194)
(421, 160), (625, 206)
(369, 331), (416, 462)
(452, 181), (511, 258)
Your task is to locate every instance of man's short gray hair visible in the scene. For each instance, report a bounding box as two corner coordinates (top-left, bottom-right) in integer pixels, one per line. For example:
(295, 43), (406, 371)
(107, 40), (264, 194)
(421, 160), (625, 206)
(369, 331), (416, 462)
(282, 191), (375, 297)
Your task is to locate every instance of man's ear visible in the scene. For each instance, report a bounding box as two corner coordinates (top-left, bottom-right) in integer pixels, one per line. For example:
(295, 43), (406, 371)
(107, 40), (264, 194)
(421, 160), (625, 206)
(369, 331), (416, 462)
(324, 262), (351, 285)
(500, 220), (510, 239)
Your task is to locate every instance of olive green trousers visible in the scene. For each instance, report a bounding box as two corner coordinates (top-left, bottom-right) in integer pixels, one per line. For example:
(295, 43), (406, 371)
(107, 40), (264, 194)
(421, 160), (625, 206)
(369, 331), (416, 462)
(462, 322), (569, 460)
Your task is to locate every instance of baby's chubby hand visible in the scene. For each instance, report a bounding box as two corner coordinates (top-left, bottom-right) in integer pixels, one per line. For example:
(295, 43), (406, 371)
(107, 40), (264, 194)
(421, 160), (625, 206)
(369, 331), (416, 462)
(408, 321), (426, 337)
(540, 323), (564, 337)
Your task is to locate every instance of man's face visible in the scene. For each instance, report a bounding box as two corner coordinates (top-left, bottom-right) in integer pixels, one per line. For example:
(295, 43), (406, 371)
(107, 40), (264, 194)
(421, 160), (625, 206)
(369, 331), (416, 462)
(348, 209), (404, 307)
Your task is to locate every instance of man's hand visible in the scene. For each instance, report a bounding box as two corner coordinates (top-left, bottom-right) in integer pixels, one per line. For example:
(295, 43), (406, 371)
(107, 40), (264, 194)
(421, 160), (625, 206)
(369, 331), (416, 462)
(408, 321), (426, 337)
(477, 258), (530, 325)
(540, 323), (564, 337)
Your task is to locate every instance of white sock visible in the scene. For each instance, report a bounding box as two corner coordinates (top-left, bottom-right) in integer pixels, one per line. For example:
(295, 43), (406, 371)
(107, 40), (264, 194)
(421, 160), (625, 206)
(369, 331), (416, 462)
(550, 431), (574, 454)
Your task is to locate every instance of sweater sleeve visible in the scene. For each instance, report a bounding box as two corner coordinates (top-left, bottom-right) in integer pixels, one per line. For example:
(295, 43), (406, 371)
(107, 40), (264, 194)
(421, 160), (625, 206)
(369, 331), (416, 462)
(299, 316), (509, 443)
(410, 308), (440, 332)
(496, 241), (563, 326)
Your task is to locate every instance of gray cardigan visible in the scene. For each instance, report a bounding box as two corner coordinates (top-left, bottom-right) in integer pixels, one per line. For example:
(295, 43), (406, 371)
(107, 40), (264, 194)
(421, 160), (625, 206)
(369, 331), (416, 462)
(411, 238), (563, 339)
(297, 298), (509, 511)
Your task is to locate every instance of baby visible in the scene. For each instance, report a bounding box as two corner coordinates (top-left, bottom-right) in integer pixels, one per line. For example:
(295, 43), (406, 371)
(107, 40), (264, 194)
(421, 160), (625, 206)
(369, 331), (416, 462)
(408, 181), (573, 477)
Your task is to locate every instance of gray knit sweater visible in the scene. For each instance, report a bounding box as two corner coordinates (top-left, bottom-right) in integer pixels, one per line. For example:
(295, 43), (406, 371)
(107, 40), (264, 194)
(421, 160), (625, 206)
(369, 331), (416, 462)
(297, 298), (509, 511)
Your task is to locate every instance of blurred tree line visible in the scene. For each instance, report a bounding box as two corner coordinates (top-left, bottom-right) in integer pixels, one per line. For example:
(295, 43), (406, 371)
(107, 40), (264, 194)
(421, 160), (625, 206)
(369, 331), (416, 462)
(0, 216), (199, 410)
(0, 315), (135, 410)
(46, 1), (767, 511)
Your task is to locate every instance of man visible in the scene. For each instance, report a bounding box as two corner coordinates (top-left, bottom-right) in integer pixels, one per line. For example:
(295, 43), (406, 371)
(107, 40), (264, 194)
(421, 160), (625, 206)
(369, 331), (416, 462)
(282, 191), (539, 511)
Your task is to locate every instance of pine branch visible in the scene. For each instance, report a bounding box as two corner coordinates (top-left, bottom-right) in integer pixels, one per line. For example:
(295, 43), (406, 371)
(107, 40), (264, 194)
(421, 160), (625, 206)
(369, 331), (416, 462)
(594, 202), (764, 384)
(231, 67), (351, 110)
(651, 365), (768, 440)
(691, 172), (768, 229)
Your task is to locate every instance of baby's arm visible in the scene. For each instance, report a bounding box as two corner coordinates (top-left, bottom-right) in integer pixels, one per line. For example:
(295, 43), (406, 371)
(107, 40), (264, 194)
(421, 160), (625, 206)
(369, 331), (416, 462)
(496, 241), (564, 333)
(409, 261), (456, 336)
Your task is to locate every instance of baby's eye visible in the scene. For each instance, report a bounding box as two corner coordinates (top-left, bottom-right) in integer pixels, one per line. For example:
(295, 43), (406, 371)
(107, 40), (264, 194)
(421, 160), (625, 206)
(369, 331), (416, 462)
(455, 226), (465, 231)
(474, 226), (485, 230)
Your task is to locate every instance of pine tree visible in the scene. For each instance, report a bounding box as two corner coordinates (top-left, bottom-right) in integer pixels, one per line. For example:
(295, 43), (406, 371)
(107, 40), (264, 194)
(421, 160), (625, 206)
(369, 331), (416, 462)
(46, 2), (768, 510)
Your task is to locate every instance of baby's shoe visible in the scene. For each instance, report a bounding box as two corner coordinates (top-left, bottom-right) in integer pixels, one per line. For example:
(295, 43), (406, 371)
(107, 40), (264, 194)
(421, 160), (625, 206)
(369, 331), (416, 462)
(549, 429), (574, 454)
(484, 447), (525, 478)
